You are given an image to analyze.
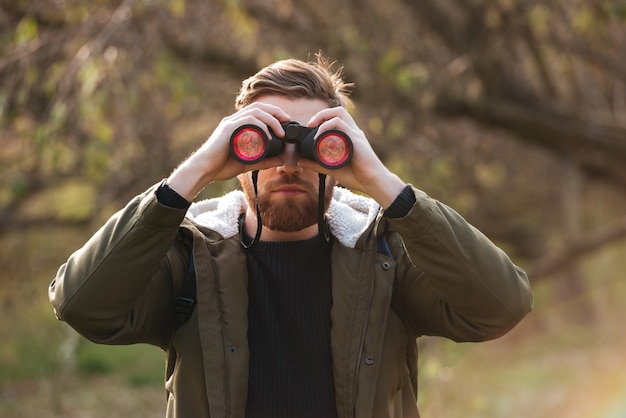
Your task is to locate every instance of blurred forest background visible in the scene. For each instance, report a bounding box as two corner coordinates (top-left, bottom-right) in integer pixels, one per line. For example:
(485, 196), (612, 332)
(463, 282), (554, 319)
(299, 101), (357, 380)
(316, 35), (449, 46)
(1, 0), (626, 417)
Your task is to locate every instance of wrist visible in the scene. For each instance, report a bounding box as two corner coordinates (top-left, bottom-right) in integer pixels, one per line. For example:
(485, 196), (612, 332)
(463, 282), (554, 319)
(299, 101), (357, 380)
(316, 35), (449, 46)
(368, 173), (407, 209)
(167, 159), (211, 201)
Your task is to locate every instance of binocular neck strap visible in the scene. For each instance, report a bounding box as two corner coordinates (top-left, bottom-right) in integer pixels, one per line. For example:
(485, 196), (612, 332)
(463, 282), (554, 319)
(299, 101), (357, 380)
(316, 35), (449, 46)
(318, 173), (331, 242)
(240, 170), (330, 248)
(240, 170), (262, 249)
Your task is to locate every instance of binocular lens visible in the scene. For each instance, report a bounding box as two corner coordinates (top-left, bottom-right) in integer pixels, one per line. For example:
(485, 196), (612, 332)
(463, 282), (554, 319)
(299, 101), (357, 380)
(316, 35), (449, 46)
(230, 123), (352, 168)
(316, 132), (351, 167)
(231, 127), (266, 162)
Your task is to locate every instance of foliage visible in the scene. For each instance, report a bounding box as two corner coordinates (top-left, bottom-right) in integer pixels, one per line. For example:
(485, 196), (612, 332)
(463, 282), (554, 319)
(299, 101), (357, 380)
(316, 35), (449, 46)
(1, 0), (626, 415)
(2, 0), (626, 267)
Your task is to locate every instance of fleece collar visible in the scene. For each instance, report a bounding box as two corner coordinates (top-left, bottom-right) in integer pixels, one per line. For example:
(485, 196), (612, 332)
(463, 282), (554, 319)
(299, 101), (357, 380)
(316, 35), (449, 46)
(185, 187), (380, 249)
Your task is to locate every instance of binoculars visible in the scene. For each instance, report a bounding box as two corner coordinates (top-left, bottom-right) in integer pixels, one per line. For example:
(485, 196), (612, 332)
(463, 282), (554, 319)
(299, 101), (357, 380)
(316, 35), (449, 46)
(229, 121), (353, 169)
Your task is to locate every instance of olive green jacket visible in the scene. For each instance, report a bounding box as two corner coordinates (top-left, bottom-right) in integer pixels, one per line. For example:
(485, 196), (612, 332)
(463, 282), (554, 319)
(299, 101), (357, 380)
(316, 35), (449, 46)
(49, 183), (532, 418)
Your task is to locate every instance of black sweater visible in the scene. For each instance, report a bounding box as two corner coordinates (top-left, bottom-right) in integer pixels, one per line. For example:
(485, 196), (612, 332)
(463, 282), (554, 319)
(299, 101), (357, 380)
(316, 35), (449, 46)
(245, 235), (337, 418)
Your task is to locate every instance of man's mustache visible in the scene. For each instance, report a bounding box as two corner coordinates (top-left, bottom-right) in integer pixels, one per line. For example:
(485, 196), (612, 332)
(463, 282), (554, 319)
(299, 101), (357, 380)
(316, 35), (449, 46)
(264, 176), (316, 194)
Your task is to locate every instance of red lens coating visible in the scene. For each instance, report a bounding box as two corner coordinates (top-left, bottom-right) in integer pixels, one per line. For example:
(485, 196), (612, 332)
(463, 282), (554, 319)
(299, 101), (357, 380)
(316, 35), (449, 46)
(232, 128), (266, 162)
(316, 133), (350, 166)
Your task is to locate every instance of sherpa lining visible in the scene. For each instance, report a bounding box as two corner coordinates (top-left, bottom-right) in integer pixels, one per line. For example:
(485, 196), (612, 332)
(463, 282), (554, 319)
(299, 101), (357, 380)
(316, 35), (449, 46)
(185, 186), (380, 249)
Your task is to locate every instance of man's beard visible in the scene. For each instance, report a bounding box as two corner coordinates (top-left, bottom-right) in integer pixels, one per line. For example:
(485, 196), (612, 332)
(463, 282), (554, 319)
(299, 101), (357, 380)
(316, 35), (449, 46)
(240, 174), (335, 233)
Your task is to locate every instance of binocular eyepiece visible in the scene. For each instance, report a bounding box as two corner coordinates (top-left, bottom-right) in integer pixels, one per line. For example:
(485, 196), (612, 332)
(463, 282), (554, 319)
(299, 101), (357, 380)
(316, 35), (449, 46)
(229, 121), (353, 169)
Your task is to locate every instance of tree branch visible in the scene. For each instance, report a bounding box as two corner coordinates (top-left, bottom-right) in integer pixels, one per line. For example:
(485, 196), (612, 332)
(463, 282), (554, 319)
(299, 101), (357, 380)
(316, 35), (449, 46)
(435, 96), (626, 188)
(528, 216), (626, 279)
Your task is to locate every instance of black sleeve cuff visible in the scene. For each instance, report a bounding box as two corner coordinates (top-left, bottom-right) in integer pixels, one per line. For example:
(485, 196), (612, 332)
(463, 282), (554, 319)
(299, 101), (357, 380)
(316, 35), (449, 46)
(383, 185), (416, 218)
(156, 181), (191, 210)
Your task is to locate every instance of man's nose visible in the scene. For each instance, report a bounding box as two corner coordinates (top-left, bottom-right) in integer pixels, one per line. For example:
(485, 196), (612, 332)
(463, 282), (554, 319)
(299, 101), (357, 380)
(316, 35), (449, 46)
(277, 143), (303, 174)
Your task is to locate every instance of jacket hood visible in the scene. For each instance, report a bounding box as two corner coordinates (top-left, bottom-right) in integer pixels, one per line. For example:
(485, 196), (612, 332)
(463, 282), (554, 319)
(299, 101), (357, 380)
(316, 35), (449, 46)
(186, 186), (380, 248)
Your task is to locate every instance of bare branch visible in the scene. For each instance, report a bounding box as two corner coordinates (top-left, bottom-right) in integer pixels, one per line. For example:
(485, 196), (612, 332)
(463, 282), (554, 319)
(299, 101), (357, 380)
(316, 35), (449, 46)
(528, 216), (626, 279)
(435, 96), (626, 187)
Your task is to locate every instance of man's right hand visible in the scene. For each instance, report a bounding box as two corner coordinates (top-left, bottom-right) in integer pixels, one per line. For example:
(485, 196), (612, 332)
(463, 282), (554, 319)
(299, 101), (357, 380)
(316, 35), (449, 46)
(165, 103), (292, 201)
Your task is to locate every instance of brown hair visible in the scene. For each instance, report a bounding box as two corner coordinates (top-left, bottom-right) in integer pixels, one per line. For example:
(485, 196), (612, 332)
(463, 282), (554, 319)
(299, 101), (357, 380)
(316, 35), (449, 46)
(234, 54), (353, 110)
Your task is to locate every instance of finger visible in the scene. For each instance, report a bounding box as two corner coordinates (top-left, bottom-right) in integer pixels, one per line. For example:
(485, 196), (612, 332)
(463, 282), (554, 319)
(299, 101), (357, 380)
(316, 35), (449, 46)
(243, 101), (292, 120)
(239, 107), (291, 138)
(307, 106), (351, 128)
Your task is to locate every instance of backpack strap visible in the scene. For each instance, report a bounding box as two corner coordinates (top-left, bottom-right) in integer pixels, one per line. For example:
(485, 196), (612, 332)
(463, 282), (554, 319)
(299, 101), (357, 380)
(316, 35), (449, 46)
(376, 234), (393, 259)
(376, 219), (394, 260)
(173, 233), (197, 327)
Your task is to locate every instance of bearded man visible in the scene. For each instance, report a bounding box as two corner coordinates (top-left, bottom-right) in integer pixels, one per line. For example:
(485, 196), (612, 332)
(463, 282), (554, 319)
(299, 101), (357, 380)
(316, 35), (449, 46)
(49, 55), (532, 418)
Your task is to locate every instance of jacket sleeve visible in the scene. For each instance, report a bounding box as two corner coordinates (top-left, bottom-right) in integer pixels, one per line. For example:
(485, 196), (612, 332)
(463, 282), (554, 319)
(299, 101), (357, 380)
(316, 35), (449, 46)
(387, 186), (532, 342)
(48, 183), (189, 349)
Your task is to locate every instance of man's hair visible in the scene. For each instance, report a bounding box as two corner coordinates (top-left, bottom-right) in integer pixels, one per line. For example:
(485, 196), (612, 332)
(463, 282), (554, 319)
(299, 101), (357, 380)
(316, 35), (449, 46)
(235, 54), (353, 110)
